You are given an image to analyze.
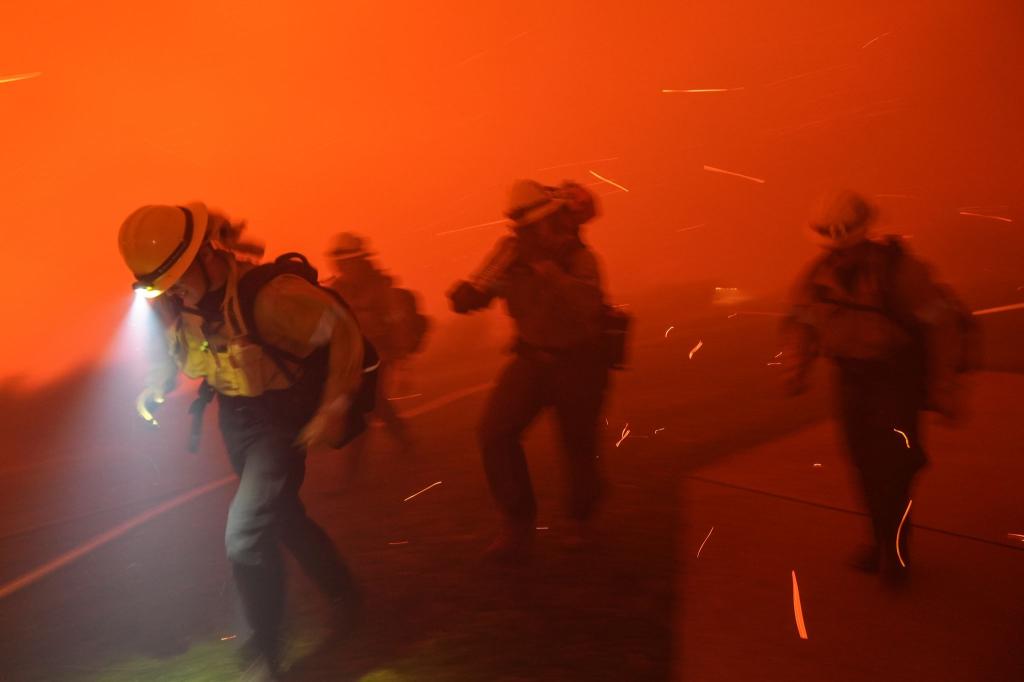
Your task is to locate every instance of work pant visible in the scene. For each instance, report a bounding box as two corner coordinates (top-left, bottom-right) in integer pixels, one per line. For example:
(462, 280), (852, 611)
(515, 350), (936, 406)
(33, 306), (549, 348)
(479, 342), (610, 526)
(219, 389), (355, 658)
(836, 357), (927, 570)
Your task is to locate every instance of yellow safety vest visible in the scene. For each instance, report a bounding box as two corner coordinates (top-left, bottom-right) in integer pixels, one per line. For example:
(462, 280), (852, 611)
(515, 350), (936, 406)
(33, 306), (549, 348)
(167, 258), (299, 397)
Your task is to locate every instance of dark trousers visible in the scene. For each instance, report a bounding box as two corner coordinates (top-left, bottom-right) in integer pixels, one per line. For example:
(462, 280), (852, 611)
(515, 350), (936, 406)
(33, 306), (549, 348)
(219, 390), (355, 656)
(479, 343), (609, 525)
(836, 357), (927, 569)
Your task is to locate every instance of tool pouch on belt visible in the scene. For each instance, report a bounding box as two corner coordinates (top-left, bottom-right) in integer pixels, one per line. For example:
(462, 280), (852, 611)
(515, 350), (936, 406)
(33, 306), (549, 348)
(188, 380), (216, 452)
(600, 305), (632, 370)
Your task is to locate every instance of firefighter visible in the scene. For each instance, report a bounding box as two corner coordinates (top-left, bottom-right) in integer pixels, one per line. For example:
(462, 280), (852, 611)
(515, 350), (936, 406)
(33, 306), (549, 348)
(325, 233), (427, 470)
(119, 203), (364, 677)
(448, 179), (614, 562)
(781, 189), (966, 585)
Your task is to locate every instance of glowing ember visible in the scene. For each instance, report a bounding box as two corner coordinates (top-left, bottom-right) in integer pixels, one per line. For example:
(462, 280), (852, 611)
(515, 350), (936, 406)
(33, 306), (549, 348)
(220, 635), (237, 641)
(791, 571), (809, 640)
(615, 423), (631, 448)
(696, 526), (715, 558)
(388, 541), (410, 546)
(812, 463), (823, 468)
(702, 165), (766, 184)
(677, 223), (706, 233)
(958, 211), (1013, 223)
(972, 302), (1024, 317)
(535, 526), (550, 531)
(0, 71), (42, 85)
(588, 169), (630, 193)
(387, 393), (423, 401)
(896, 499), (913, 568)
(435, 218), (507, 236)
(861, 32), (891, 48)
(664, 325), (675, 338)
(1007, 533), (1024, 542)
(688, 340), (704, 360)
(893, 428), (911, 448)
(403, 481), (443, 502)
(661, 88), (744, 93)
(654, 427), (665, 434)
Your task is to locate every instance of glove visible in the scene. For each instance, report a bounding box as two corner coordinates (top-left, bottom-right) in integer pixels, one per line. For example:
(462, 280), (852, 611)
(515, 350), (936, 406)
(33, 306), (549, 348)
(135, 387), (166, 426)
(297, 395), (352, 449)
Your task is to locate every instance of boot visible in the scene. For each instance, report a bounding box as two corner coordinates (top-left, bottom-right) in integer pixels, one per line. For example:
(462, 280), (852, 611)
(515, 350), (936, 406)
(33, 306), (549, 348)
(482, 521), (534, 564)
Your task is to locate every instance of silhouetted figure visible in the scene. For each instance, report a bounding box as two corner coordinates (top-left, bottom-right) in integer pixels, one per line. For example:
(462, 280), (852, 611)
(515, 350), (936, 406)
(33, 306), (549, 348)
(781, 190), (970, 585)
(448, 180), (624, 562)
(325, 233), (428, 474)
(118, 204), (367, 678)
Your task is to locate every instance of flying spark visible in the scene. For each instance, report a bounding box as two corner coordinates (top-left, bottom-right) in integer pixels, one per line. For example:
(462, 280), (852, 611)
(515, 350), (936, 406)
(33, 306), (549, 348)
(0, 71), (42, 85)
(388, 541), (410, 546)
(791, 571), (809, 640)
(812, 463), (823, 468)
(676, 223), (706, 233)
(403, 481), (443, 502)
(896, 499), (913, 567)
(615, 423), (631, 448)
(535, 156), (620, 172)
(535, 526), (550, 531)
(972, 302), (1024, 317)
(664, 325), (675, 339)
(436, 218), (507, 236)
(958, 211), (1013, 224)
(654, 427), (665, 434)
(893, 428), (911, 448)
(220, 635), (237, 641)
(661, 87), (744, 93)
(387, 393), (423, 401)
(688, 340), (704, 360)
(1007, 533), (1024, 542)
(588, 170), (630, 193)
(696, 526), (715, 558)
(703, 165), (766, 184)
(861, 32), (891, 49)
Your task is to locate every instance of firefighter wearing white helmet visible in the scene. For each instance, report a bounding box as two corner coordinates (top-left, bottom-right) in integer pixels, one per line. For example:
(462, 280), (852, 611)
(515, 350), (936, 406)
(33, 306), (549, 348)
(781, 189), (970, 585)
(118, 203), (365, 676)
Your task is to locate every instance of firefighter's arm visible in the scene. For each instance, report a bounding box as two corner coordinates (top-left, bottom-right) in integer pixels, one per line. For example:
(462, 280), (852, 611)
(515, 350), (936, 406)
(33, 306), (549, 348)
(136, 309), (181, 425)
(895, 257), (962, 418)
(530, 248), (604, 319)
(253, 276), (365, 447)
(779, 274), (820, 396)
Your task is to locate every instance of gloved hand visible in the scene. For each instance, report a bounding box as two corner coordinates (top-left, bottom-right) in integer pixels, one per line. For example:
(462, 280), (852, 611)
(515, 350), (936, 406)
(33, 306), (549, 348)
(297, 395), (352, 449)
(135, 387), (166, 426)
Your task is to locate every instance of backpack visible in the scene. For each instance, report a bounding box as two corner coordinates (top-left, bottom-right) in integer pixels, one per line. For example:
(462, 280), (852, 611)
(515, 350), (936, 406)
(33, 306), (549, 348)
(880, 238), (980, 374)
(236, 252), (380, 449)
(389, 287), (430, 357)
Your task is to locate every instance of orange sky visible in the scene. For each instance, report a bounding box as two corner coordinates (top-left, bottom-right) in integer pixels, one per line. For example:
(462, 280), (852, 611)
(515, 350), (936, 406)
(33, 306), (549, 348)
(2, 1), (1022, 385)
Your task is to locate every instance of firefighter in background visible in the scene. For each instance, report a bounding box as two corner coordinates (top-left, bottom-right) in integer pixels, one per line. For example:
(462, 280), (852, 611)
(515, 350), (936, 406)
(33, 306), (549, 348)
(781, 189), (968, 585)
(325, 233), (428, 464)
(119, 203), (364, 677)
(448, 180), (618, 562)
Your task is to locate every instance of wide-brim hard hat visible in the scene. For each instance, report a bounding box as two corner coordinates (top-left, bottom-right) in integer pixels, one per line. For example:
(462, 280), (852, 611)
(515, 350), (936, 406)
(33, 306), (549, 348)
(326, 231), (373, 260)
(505, 179), (567, 227)
(118, 202), (209, 297)
(805, 189), (875, 249)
